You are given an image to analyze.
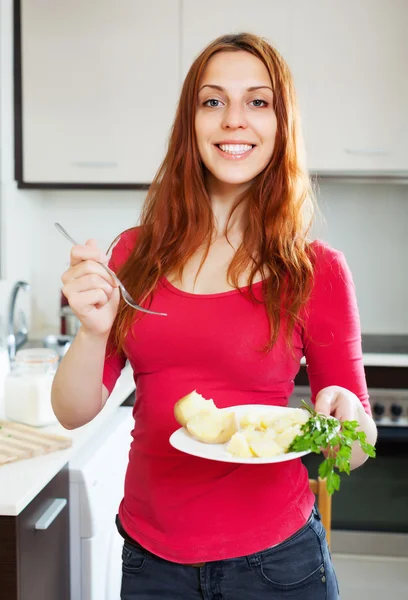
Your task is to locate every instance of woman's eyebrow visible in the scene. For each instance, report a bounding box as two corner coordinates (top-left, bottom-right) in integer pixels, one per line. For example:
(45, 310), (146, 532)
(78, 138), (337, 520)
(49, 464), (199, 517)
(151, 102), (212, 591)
(198, 84), (273, 93)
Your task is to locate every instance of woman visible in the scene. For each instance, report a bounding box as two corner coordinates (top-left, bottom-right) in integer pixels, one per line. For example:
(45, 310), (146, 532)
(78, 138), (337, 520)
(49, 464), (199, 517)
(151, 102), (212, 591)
(52, 33), (377, 599)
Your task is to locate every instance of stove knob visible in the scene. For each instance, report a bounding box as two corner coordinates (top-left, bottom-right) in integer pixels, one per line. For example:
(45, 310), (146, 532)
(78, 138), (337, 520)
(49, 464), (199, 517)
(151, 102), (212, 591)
(391, 404), (403, 418)
(373, 403), (385, 418)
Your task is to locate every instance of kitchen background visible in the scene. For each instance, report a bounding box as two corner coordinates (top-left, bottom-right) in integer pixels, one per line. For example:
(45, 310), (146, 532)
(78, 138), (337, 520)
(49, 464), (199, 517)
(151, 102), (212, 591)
(1, 0), (407, 336)
(0, 1), (408, 600)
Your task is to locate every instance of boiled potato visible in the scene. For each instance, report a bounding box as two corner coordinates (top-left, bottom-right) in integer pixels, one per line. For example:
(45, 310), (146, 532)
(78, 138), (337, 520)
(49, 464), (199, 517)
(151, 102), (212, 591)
(275, 425), (303, 450)
(227, 408), (309, 458)
(226, 432), (254, 457)
(288, 408), (309, 425)
(174, 392), (310, 453)
(174, 390), (216, 427)
(240, 410), (263, 429)
(247, 430), (282, 458)
(259, 413), (280, 429)
(268, 410), (307, 434)
(186, 410), (239, 444)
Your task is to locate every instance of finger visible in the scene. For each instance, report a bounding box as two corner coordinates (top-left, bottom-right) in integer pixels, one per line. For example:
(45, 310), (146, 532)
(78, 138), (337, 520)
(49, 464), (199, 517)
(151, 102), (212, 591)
(63, 260), (117, 287)
(62, 284), (111, 312)
(314, 390), (335, 417)
(64, 274), (113, 296)
(77, 288), (111, 310)
(332, 402), (356, 423)
(85, 238), (110, 265)
(70, 242), (109, 267)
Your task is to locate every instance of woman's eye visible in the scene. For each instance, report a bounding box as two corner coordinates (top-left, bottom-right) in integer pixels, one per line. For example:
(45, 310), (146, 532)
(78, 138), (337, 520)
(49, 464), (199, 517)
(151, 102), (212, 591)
(250, 99), (268, 107)
(203, 98), (223, 107)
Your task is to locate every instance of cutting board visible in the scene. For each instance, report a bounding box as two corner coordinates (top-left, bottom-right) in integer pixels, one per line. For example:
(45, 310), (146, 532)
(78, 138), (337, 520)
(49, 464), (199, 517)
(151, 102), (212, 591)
(0, 419), (72, 466)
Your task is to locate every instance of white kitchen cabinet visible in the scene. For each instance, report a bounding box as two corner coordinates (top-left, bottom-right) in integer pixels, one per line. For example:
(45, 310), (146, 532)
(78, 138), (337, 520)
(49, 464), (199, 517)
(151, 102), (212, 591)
(290, 0), (408, 175)
(182, 0), (408, 176)
(181, 0), (293, 79)
(18, 0), (180, 186)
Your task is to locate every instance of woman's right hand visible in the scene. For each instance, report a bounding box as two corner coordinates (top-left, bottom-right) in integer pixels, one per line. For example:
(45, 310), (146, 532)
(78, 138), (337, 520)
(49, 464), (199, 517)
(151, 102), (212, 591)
(61, 239), (120, 337)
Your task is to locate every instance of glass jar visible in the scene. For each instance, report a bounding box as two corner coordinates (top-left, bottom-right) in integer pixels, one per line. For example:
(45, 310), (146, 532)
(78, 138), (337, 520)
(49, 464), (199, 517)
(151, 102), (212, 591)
(5, 348), (59, 426)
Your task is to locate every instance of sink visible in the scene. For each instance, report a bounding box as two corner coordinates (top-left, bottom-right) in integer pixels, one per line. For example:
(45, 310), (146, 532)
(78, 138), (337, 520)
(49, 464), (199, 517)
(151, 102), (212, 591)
(21, 335), (73, 360)
(43, 334), (73, 358)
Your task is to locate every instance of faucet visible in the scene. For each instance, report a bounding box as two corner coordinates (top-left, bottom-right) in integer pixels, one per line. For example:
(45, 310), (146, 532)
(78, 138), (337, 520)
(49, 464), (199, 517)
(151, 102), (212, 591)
(7, 281), (30, 361)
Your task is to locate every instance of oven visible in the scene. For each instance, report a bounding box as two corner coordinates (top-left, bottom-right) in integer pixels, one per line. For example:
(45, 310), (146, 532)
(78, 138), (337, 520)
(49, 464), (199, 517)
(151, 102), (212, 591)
(291, 334), (408, 599)
(290, 385), (408, 558)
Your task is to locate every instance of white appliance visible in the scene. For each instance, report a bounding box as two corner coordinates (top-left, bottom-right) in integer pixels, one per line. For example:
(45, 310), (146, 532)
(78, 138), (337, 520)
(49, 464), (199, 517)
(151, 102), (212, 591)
(69, 407), (134, 600)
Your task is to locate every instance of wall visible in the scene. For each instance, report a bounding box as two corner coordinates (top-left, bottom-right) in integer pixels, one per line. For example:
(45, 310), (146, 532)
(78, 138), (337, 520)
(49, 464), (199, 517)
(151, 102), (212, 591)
(29, 182), (406, 336)
(32, 189), (145, 332)
(314, 181), (408, 334)
(0, 0), (43, 330)
(1, 0), (407, 337)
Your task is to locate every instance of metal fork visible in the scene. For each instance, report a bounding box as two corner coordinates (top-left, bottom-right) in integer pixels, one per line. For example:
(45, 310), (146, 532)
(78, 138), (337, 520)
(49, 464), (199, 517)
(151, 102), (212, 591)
(55, 223), (167, 317)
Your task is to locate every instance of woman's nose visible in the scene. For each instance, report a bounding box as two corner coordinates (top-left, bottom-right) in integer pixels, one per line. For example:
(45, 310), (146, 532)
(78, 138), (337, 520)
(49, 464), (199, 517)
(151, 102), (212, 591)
(221, 103), (248, 129)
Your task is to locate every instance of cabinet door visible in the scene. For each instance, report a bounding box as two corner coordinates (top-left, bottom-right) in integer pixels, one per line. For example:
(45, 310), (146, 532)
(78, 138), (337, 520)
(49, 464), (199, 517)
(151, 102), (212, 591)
(19, 0), (180, 185)
(18, 467), (70, 600)
(290, 0), (408, 174)
(181, 0), (293, 79)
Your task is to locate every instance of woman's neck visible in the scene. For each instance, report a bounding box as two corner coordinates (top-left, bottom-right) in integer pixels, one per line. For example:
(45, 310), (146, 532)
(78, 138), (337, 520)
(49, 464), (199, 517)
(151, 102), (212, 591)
(206, 175), (250, 238)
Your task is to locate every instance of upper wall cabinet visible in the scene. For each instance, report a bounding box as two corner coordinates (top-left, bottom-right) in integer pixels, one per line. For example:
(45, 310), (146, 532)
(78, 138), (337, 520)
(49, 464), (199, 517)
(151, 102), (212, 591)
(182, 0), (408, 176)
(16, 0), (181, 187)
(16, 0), (408, 186)
(290, 0), (408, 175)
(181, 0), (293, 78)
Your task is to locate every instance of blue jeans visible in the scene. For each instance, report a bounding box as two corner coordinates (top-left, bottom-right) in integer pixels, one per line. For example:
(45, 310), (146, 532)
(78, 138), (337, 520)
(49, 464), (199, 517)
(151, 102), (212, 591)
(118, 506), (340, 599)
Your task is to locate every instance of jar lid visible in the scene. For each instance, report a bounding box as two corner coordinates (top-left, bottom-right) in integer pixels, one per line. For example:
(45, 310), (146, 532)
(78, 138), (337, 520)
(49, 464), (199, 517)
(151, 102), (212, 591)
(15, 348), (59, 365)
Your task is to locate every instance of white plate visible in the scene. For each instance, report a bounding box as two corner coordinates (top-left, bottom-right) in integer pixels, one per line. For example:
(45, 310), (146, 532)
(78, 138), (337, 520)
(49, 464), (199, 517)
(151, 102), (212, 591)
(169, 404), (311, 464)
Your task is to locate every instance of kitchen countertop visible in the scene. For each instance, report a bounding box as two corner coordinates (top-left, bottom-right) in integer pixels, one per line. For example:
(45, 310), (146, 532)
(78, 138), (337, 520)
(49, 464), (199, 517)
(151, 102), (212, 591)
(361, 335), (408, 367)
(299, 353), (408, 368)
(0, 364), (135, 516)
(361, 353), (408, 368)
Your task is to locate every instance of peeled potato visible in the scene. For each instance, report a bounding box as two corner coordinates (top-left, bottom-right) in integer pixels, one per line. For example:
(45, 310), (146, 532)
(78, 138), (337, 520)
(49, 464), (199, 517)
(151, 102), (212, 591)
(174, 390), (216, 427)
(186, 410), (239, 444)
(271, 415), (297, 434)
(226, 432), (254, 457)
(275, 425), (303, 450)
(240, 410), (262, 429)
(227, 408), (310, 458)
(288, 408), (309, 426)
(259, 413), (280, 429)
(248, 430), (283, 458)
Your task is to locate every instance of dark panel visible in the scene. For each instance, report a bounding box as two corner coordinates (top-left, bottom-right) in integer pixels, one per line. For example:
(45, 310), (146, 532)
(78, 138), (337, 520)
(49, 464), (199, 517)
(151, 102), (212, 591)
(364, 366), (408, 390)
(18, 466), (70, 600)
(294, 365), (408, 390)
(13, 0), (23, 182)
(0, 516), (19, 599)
(17, 181), (151, 190)
(121, 390), (136, 407)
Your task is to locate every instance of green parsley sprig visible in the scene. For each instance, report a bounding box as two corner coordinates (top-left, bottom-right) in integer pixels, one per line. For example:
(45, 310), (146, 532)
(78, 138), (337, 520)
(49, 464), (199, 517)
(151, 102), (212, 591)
(288, 401), (376, 495)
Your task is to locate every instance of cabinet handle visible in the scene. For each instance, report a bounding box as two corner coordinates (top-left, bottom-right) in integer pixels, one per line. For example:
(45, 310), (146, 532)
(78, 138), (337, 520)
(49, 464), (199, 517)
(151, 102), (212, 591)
(344, 148), (390, 156)
(35, 498), (67, 530)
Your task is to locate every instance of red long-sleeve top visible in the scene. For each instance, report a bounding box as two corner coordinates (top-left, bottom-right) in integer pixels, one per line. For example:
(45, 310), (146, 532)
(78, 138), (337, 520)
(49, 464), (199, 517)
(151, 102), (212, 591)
(103, 229), (370, 563)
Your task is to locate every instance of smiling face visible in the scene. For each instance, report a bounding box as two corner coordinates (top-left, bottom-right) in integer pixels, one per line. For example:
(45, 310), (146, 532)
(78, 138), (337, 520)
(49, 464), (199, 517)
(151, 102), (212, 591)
(195, 50), (277, 194)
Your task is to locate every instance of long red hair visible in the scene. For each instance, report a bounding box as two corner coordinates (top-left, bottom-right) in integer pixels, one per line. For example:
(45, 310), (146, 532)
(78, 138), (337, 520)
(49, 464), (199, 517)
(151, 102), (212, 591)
(111, 33), (316, 353)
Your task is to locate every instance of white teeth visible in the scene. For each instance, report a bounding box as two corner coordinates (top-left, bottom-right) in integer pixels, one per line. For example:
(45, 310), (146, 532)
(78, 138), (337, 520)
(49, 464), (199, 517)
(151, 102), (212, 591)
(218, 144), (253, 154)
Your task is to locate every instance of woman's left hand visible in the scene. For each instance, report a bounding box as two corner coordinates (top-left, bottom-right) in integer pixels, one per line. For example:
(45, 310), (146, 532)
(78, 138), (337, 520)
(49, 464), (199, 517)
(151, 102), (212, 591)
(314, 385), (363, 422)
(314, 385), (377, 470)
